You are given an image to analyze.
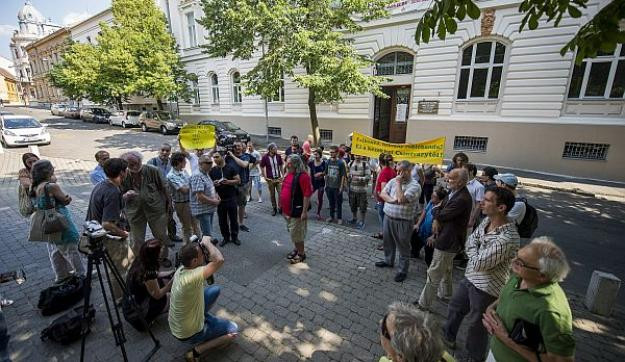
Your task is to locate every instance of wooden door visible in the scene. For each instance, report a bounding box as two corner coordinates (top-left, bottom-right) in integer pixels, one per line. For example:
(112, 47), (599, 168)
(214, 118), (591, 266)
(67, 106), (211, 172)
(373, 86), (410, 143)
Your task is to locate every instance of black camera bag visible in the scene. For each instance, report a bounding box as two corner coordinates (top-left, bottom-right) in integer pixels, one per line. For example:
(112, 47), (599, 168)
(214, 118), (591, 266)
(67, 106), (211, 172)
(41, 305), (95, 345)
(38, 275), (86, 316)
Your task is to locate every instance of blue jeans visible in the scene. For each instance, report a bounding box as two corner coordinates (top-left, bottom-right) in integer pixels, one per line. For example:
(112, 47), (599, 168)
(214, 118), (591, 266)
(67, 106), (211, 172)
(0, 310), (10, 362)
(376, 202), (385, 233)
(184, 286), (238, 345)
(195, 212), (214, 237)
(250, 176), (262, 196)
(326, 187), (343, 220)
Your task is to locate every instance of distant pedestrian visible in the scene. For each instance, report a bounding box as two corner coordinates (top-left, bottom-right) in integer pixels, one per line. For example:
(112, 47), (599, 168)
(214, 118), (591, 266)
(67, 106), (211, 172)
(413, 186), (448, 265)
(348, 154), (371, 229)
(480, 166), (498, 187)
(285, 135), (302, 156)
(18, 152), (39, 191)
(308, 149), (327, 220)
(190, 155), (221, 238)
(443, 187), (520, 361)
(302, 134), (314, 157)
(280, 155), (313, 264)
(420, 164), (442, 204)
(148, 143), (182, 244)
(375, 160), (421, 283)
(494, 173), (526, 224)
(246, 142), (262, 203)
(260, 143), (284, 216)
(483, 237), (575, 362)
(90, 150), (110, 185)
(416, 168), (472, 309)
(209, 152), (241, 246)
(120, 151), (172, 266)
(167, 152), (201, 245)
(325, 146), (347, 225)
(446, 152), (469, 173)
(30, 160), (85, 283)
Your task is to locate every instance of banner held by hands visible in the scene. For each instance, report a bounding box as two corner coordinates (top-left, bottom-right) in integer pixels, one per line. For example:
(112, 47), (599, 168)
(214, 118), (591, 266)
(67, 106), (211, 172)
(179, 124), (216, 150)
(351, 132), (445, 164)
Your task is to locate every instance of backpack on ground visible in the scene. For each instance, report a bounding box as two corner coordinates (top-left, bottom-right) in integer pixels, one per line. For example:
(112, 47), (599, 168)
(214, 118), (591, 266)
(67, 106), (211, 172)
(38, 275), (86, 316)
(516, 197), (538, 238)
(41, 305), (95, 345)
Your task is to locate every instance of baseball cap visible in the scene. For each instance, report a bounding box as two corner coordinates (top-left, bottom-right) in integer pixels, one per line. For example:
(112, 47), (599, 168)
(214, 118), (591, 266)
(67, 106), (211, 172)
(494, 173), (518, 189)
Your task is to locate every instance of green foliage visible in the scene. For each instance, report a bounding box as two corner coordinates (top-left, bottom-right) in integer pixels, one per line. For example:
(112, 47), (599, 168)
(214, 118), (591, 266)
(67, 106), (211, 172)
(414, 0), (624, 61)
(50, 0), (193, 107)
(198, 0), (392, 144)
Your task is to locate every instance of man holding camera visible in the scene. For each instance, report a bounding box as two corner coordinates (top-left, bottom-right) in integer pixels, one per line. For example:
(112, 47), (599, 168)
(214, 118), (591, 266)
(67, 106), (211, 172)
(169, 237), (238, 361)
(85, 158), (134, 302)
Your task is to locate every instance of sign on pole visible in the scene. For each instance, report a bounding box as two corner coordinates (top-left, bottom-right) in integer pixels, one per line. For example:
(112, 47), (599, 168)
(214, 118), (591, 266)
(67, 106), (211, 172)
(179, 124), (216, 150)
(351, 132), (445, 164)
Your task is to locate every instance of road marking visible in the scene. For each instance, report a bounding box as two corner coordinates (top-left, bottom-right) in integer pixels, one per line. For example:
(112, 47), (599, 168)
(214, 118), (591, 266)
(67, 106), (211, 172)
(29, 145), (40, 157)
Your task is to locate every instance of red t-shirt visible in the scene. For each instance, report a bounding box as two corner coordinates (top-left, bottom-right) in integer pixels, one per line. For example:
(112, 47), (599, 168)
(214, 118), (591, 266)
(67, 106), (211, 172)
(280, 172), (313, 216)
(375, 166), (397, 202)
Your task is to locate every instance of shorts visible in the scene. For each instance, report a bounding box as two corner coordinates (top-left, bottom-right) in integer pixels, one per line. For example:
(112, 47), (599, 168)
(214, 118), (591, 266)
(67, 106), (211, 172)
(250, 175), (262, 190)
(286, 217), (307, 244)
(236, 183), (250, 207)
(349, 191), (368, 212)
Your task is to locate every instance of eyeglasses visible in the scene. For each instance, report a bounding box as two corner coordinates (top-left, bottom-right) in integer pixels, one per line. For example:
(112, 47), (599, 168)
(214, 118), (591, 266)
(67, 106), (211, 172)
(380, 313), (391, 340)
(512, 257), (540, 271)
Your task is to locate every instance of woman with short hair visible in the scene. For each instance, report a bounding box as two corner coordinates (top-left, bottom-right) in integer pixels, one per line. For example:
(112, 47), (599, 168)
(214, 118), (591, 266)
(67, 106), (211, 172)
(30, 160), (84, 283)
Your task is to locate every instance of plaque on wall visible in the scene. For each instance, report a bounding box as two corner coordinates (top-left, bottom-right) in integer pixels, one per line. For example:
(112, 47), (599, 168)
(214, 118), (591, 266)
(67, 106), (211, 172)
(418, 100), (439, 114)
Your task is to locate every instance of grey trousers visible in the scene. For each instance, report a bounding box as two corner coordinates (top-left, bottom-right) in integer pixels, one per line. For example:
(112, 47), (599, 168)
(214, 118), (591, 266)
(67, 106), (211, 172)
(444, 277), (496, 361)
(418, 248), (456, 308)
(128, 212), (170, 260)
(383, 216), (413, 274)
(47, 243), (85, 282)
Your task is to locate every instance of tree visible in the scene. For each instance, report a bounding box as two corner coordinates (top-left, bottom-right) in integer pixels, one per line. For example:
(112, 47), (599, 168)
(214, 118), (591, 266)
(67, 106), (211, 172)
(51, 0), (193, 109)
(198, 0), (392, 146)
(414, 0), (625, 62)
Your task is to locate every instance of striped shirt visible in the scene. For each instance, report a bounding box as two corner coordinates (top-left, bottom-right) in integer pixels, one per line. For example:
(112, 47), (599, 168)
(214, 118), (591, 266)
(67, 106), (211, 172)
(189, 171), (217, 216)
(382, 179), (421, 221)
(167, 168), (191, 203)
(465, 217), (520, 297)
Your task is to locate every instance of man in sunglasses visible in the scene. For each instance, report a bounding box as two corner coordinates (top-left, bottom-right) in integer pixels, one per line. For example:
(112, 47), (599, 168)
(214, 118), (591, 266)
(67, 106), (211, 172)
(442, 187), (520, 361)
(190, 155), (221, 239)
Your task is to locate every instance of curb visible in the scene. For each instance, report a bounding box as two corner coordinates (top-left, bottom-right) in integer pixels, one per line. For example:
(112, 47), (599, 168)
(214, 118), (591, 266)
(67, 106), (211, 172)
(520, 181), (625, 201)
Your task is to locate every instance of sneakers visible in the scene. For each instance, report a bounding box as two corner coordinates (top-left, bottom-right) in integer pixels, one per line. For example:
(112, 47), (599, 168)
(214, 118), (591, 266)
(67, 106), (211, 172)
(240, 225), (250, 232)
(375, 261), (393, 268)
(356, 221), (365, 229)
(258, 198), (263, 203)
(232, 238), (241, 246)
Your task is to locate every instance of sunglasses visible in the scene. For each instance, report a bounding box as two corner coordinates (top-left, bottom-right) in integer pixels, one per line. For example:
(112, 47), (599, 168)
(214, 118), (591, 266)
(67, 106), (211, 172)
(380, 313), (391, 340)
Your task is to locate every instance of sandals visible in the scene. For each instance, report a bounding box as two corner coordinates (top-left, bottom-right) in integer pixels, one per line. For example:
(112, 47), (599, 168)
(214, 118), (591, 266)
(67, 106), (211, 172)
(286, 249), (298, 260)
(290, 253), (307, 264)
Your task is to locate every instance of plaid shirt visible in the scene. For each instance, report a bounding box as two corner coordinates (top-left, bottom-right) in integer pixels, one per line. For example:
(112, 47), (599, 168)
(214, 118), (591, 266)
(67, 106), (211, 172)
(465, 217), (520, 297)
(166, 168), (191, 203)
(189, 171), (217, 216)
(382, 179), (421, 220)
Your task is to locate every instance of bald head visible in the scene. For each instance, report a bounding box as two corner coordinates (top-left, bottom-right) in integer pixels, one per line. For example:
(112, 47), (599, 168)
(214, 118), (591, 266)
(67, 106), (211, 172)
(448, 168), (469, 191)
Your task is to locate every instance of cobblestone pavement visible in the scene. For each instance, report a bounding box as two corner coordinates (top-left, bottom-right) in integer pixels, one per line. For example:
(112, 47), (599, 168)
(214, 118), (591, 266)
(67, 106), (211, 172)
(1, 150), (624, 362)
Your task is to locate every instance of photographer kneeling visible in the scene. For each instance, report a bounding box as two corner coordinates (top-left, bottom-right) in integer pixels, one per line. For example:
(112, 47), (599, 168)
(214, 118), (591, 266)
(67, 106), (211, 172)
(168, 237), (238, 361)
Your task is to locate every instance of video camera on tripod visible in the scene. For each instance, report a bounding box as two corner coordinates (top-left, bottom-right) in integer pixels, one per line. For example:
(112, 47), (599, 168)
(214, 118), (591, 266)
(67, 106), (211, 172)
(78, 220), (117, 255)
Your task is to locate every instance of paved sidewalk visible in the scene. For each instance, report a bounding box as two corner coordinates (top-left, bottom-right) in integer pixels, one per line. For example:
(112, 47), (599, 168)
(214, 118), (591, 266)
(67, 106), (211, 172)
(0, 151), (624, 361)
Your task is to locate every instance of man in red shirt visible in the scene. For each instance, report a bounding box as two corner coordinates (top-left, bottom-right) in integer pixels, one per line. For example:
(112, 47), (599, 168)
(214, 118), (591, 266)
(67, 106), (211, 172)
(280, 155), (313, 264)
(373, 154), (396, 241)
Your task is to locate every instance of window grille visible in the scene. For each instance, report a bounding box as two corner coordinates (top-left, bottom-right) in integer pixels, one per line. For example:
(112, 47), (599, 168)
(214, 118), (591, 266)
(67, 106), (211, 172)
(268, 127), (281, 136)
(376, 52), (414, 76)
(453, 136), (488, 152)
(320, 129), (333, 142)
(562, 142), (609, 160)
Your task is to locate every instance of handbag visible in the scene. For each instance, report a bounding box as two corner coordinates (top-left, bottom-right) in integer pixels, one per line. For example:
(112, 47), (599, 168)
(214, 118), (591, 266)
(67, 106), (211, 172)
(509, 318), (544, 352)
(41, 183), (69, 234)
(18, 184), (34, 217)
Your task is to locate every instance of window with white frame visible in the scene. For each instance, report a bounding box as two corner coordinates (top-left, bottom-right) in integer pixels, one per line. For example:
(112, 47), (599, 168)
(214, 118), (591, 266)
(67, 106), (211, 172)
(232, 72), (242, 104)
(191, 79), (200, 105)
(453, 136), (488, 152)
(185, 11), (197, 48)
(376, 52), (414, 76)
(457, 41), (506, 100)
(268, 73), (285, 102)
(562, 142), (609, 160)
(568, 45), (625, 100)
(210, 73), (220, 104)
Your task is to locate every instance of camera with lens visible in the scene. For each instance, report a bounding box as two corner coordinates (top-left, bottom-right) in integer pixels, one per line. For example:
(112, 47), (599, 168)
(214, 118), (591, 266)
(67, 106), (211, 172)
(174, 235), (214, 285)
(79, 220), (108, 254)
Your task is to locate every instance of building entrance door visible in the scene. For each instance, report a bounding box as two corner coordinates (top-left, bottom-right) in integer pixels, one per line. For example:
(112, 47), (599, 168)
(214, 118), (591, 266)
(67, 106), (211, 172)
(373, 85), (410, 143)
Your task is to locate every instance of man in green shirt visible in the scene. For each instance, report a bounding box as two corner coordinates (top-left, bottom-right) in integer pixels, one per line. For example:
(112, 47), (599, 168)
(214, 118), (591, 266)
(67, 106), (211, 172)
(168, 237), (238, 361)
(483, 237), (575, 362)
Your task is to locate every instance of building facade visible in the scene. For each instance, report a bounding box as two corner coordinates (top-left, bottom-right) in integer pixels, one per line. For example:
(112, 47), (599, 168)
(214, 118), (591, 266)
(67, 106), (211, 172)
(9, 1), (62, 105)
(0, 68), (21, 104)
(25, 28), (71, 106)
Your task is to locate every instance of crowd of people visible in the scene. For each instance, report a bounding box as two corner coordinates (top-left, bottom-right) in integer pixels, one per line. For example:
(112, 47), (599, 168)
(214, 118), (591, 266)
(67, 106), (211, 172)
(7, 133), (577, 362)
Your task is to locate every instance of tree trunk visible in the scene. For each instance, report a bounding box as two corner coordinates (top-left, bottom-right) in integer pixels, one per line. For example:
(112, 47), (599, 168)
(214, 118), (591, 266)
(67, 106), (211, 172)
(116, 96), (123, 110)
(308, 88), (320, 147)
(156, 97), (164, 110)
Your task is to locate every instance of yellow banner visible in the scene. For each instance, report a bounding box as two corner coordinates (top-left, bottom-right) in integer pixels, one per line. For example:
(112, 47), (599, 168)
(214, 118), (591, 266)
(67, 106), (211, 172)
(179, 124), (216, 150)
(351, 132), (445, 164)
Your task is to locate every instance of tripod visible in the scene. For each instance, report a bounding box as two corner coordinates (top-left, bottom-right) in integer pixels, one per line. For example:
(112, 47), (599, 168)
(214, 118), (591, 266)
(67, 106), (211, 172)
(79, 232), (160, 362)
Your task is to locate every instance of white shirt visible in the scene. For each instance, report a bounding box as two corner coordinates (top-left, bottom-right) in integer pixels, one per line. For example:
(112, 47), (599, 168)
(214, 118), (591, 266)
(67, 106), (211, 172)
(508, 200), (527, 225)
(248, 150), (261, 176)
(186, 152), (201, 175)
(466, 178), (485, 204)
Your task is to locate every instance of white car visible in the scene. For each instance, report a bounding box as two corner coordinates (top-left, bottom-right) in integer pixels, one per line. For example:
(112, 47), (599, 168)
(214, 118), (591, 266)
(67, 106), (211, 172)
(1, 115), (51, 147)
(50, 104), (67, 116)
(109, 110), (142, 128)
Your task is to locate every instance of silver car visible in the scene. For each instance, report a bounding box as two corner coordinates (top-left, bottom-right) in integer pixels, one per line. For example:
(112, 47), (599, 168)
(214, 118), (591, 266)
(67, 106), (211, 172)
(50, 104), (67, 116)
(138, 111), (184, 135)
(109, 110), (142, 128)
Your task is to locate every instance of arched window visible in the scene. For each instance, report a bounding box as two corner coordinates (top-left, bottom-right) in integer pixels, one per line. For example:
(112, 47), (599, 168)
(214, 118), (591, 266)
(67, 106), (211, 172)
(568, 44), (625, 99)
(191, 79), (200, 105)
(457, 41), (506, 100)
(211, 73), (220, 104)
(231, 72), (242, 104)
(376, 51), (414, 76)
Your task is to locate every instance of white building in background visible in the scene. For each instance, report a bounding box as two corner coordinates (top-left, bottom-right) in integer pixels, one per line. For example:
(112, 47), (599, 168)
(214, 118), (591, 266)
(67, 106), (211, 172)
(9, 1), (62, 104)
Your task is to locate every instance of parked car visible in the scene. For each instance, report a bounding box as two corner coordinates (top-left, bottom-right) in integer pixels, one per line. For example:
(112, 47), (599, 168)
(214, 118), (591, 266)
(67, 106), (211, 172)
(198, 119), (251, 143)
(1, 115), (51, 147)
(63, 106), (81, 119)
(109, 110), (142, 128)
(50, 104), (67, 116)
(81, 107), (111, 123)
(138, 111), (184, 135)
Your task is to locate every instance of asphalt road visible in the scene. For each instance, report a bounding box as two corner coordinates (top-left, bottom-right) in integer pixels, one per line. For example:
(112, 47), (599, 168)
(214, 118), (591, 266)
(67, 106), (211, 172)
(5, 106), (625, 306)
